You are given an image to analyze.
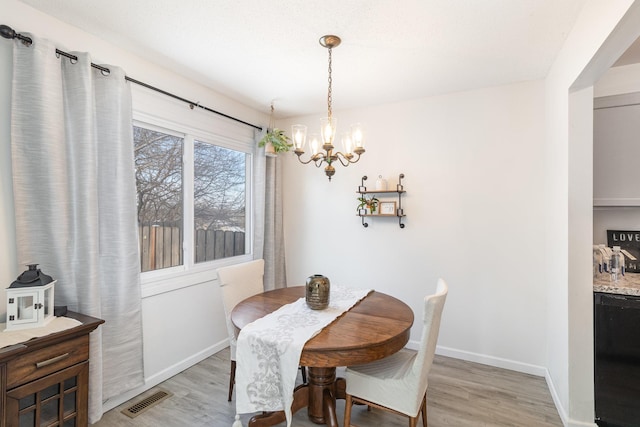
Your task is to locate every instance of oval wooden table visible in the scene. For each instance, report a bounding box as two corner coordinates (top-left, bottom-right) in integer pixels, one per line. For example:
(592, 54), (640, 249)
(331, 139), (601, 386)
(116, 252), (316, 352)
(231, 286), (414, 427)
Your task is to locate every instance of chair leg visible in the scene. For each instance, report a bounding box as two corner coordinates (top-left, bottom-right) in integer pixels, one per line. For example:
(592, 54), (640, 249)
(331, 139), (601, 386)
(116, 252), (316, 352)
(343, 394), (353, 427)
(421, 393), (427, 427)
(300, 366), (307, 383)
(228, 360), (236, 401)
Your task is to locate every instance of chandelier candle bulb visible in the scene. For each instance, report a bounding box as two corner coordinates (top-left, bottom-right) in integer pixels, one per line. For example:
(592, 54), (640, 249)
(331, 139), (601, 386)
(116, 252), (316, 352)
(342, 132), (354, 156)
(310, 135), (320, 156)
(351, 123), (364, 150)
(321, 117), (337, 147)
(292, 124), (307, 150)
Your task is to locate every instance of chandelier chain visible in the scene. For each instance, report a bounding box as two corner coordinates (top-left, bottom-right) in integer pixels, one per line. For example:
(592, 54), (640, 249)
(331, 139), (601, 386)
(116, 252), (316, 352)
(327, 47), (333, 121)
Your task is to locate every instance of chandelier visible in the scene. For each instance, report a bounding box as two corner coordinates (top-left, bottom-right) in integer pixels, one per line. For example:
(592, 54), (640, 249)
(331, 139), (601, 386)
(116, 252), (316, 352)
(291, 35), (365, 181)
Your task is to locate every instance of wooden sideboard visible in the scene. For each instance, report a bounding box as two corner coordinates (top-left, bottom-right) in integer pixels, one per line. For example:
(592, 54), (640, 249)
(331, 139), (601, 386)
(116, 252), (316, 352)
(0, 312), (104, 427)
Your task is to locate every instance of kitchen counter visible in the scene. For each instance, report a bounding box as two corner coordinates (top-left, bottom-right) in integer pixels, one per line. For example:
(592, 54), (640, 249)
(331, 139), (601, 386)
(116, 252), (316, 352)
(594, 273), (640, 296)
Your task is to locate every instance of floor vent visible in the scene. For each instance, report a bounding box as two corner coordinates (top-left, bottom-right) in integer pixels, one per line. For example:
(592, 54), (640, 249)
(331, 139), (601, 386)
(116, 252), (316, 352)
(121, 389), (172, 418)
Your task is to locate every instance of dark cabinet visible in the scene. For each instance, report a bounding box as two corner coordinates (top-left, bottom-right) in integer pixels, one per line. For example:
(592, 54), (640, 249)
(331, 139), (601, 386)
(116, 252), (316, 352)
(0, 312), (103, 427)
(6, 362), (88, 427)
(594, 292), (640, 426)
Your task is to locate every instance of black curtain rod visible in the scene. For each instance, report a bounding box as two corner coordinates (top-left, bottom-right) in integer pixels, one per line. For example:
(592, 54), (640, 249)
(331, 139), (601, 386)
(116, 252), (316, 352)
(0, 24), (263, 132)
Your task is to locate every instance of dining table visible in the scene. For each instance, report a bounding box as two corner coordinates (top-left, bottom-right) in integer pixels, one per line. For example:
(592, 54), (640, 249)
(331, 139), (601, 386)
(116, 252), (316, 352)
(231, 286), (414, 427)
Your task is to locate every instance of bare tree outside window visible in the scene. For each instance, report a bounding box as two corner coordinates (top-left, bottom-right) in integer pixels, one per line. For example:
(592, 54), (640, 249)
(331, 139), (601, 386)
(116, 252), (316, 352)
(134, 125), (248, 272)
(134, 126), (184, 272)
(194, 141), (247, 263)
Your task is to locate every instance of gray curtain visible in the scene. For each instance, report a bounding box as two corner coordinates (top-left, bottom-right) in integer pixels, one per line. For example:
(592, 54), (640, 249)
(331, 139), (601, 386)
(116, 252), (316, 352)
(263, 156), (287, 289)
(253, 131), (287, 290)
(10, 35), (143, 423)
(253, 130), (266, 263)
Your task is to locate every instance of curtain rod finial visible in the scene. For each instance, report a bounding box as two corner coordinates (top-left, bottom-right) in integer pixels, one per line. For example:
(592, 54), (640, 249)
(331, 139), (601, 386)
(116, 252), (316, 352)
(0, 25), (16, 40)
(0, 25), (33, 46)
(0, 24), (32, 45)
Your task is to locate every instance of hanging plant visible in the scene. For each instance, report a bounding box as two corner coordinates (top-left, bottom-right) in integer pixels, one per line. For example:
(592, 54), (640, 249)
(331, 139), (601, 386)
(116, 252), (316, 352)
(258, 103), (292, 155)
(258, 128), (292, 153)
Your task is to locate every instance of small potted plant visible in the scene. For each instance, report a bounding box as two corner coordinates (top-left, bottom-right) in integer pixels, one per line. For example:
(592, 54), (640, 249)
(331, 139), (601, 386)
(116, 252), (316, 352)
(357, 195), (379, 215)
(259, 103), (292, 156)
(258, 128), (292, 156)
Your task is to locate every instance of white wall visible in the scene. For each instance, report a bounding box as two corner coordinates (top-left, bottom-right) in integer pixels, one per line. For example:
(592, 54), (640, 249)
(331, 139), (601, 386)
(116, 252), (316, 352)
(568, 86), (596, 425)
(1, 0), (268, 412)
(545, 1), (640, 426)
(281, 80), (550, 374)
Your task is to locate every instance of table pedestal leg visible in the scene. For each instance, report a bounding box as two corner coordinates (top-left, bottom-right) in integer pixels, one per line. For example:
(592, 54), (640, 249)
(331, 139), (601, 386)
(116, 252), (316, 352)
(307, 367), (336, 425)
(248, 385), (308, 427)
(247, 367), (346, 427)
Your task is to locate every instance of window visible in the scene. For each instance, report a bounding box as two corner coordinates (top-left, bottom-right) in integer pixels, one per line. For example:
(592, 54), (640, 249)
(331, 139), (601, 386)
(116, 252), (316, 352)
(134, 122), (251, 275)
(193, 141), (247, 263)
(134, 126), (184, 272)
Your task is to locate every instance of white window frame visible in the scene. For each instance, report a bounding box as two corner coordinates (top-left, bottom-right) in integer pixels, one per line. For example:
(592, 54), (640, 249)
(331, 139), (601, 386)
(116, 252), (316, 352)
(133, 112), (254, 297)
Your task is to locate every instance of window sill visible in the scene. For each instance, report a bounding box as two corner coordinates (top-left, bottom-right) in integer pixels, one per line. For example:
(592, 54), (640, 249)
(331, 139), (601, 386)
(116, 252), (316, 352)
(140, 254), (253, 298)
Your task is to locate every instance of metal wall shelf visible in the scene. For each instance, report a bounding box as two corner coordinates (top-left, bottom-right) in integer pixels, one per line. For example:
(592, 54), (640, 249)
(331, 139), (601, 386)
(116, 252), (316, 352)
(356, 174), (406, 228)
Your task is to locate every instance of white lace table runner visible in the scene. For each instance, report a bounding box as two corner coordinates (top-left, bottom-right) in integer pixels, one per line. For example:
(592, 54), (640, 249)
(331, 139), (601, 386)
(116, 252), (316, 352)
(234, 285), (371, 427)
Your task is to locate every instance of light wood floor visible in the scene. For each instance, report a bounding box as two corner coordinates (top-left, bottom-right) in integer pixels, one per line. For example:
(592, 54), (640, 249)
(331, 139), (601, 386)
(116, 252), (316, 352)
(91, 348), (562, 426)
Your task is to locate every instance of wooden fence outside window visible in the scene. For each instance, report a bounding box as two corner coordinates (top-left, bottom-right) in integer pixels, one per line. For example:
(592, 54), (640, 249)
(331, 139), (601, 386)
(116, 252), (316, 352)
(139, 222), (245, 272)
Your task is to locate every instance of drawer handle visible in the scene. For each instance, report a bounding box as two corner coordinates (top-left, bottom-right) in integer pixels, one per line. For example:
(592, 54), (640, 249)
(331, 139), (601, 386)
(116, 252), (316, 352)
(35, 353), (70, 369)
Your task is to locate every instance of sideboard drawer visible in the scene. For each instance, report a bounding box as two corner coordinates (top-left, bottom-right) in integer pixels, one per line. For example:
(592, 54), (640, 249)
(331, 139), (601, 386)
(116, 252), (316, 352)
(6, 335), (89, 389)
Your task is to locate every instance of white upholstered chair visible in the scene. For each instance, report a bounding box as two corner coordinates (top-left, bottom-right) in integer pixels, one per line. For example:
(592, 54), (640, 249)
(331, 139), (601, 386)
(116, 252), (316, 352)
(217, 259), (266, 402)
(343, 279), (448, 427)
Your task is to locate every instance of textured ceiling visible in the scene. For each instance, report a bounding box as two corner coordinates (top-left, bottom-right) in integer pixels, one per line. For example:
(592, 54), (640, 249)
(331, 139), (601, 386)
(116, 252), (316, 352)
(18, 0), (590, 118)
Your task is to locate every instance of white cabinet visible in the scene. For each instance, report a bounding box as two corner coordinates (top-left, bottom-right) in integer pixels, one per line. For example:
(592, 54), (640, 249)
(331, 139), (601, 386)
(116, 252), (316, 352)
(594, 92), (640, 206)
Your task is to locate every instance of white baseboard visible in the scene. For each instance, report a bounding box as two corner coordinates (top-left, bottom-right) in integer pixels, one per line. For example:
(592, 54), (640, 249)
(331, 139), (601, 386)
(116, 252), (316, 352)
(545, 368), (569, 427)
(567, 420), (598, 427)
(544, 370), (598, 427)
(426, 343), (547, 377)
(411, 340), (597, 427)
(101, 339), (229, 413)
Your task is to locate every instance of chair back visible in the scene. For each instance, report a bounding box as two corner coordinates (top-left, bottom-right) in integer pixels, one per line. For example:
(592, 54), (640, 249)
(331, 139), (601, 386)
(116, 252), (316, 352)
(411, 279), (448, 398)
(217, 259), (265, 360)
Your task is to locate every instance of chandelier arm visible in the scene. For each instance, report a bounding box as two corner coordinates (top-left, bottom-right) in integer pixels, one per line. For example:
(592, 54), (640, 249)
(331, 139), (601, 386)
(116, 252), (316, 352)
(298, 153), (327, 168)
(334, 152), (362, 166)
(315, 153), (328, 165)
(348, 153), (362, 164)
(295, 155), (318, 165)
(334, 153), (350, 167)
